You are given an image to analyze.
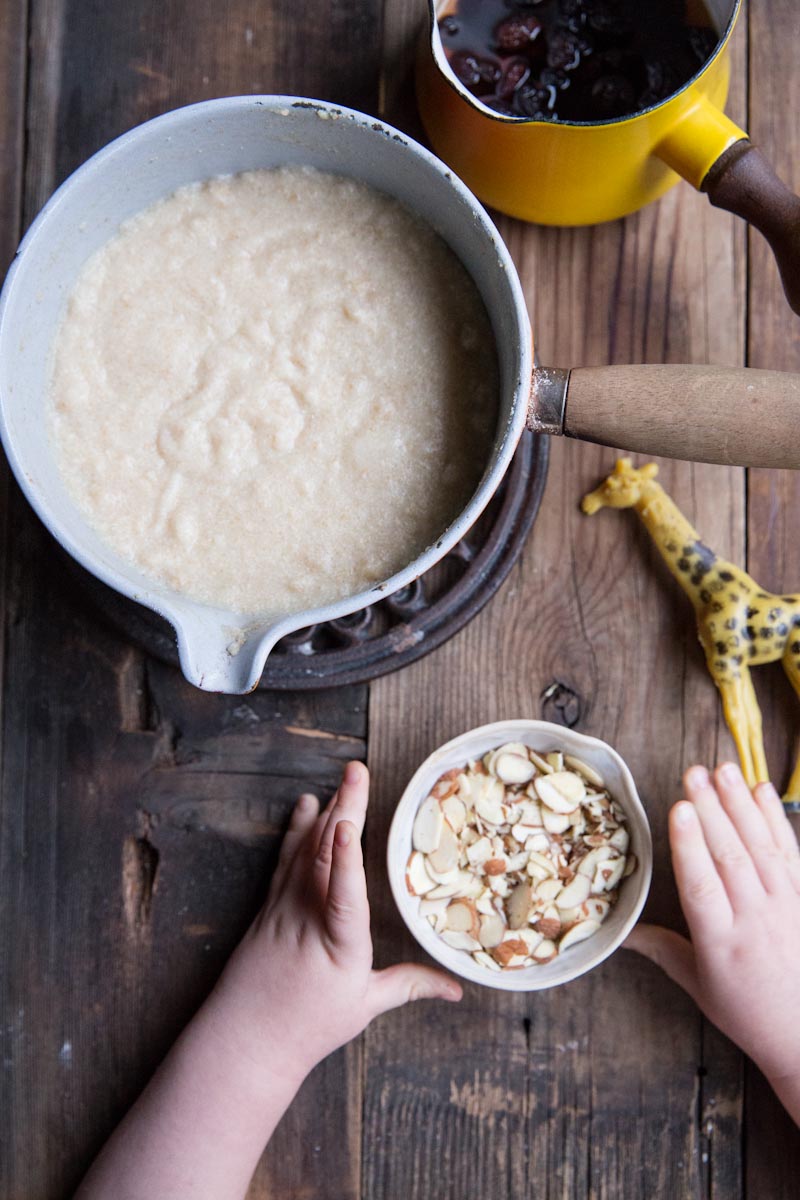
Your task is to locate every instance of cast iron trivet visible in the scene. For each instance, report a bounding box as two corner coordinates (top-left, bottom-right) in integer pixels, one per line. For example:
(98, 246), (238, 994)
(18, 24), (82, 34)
(71, 431), (548, 689)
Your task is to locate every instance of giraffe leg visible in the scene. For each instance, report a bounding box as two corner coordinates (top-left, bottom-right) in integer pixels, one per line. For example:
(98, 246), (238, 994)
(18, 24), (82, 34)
(740, 666), (769, 784)
(715, 673), (756, 786)
(780, 652), (800, 809)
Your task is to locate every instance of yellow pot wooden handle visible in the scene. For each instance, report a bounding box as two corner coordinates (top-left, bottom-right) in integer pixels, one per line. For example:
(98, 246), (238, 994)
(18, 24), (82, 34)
(530, 364), (800, 468)
(702, 141), (800, 317)
(656, 96), (800, 316)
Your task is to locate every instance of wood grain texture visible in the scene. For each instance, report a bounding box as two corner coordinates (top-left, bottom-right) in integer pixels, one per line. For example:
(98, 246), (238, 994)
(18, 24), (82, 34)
(563, 363), (800, 467)
(366, 6), (749, 1198)
(0, 2), (379, 1197)
(743, 0), (800, 1193)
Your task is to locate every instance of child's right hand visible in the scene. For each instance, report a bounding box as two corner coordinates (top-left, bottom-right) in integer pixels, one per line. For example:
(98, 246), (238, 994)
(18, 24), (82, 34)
(202, 760), (462, 1093)
(626, 763), (800, 1123)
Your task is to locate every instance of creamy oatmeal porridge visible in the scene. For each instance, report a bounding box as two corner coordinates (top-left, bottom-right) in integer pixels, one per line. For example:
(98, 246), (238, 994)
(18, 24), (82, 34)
(48, 167), (498, 615)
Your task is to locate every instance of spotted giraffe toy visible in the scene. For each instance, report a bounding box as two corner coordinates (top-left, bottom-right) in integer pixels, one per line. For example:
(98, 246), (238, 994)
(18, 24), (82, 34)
(581, 458), (800, 810)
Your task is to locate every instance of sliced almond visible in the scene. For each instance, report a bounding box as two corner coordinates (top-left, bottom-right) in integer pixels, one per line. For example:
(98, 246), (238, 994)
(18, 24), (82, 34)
(507, 880), (532, 929)
(419, 895), (450, 932)
(542, 810), (573, 836)
(534, 904), (561, 939)
(466, 835), (493, 869)
(623, 853), (638, 878)
(445, 897), (480, 939)
(440, 930), (481, 953)
(502, 801), (522, 826)
(527, 848), (557, 875)
(475, 778), (506, 826)
(548, 771), (587, 805)
(535, 877), (563, 902)
(592, 855), (625, 893)
(525, 831), (552, 853)
(516, 927), (544, 954)
(406, 851), (436, 896)
(569, 810), (587, 836)
(488, 873), (511, 897)
(472, 949), (502, 971)
(441, 793), (467, 834)
(576, 844), (615, 877)
(412, 795), (444, 854)
(558, 919), (601, 953)
(535, 775), (579, 814)
(413, 744), (631, 974)
(555, 873), (591, 909)
(491, 937), (530, 967)
(487, 742), (531, 773)
(423, 860), (461, 886)
(555, 904), (584, 927)
(452, 871), (485, 899)
(507, 850), (530, 873)
(431, 768), (460, 800)
(532, 938), (557, 963)
(478, 911), (506, 949)
(564, 754), (606, 788)
(426, 880), (461, 899)
(456, 772), (473, 807)
(528, 749), (554, 774)
(518, 798), (543, 826)
(495, 752), (536, 785)
(609, 827), (630, 854)
(584, 897), (610, 923)
(511, 822), (539, 845)
(427, 820), (459, 874)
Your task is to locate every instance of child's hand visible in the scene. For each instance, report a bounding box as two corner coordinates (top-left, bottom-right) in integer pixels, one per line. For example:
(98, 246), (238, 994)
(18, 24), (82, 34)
(203, 760), (462, 1090)
(76, 763), (461, 1200)
(626, 763), (800, 1118)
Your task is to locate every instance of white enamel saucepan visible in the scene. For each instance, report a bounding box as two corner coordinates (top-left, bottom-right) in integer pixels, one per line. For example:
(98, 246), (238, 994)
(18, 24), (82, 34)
(1, 96), (798, 694)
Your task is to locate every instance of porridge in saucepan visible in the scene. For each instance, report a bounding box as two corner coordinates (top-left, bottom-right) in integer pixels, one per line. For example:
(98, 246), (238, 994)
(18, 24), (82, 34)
(48, 167), (498, 615)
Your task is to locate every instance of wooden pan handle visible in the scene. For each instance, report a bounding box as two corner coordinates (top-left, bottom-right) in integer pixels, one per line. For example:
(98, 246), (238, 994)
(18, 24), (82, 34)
(703, 140), (800, 317)
(547, 364), (800, 468)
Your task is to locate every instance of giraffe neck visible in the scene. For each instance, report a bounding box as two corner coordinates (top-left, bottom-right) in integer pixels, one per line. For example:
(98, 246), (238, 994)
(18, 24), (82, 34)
(634, 483), (717, 606)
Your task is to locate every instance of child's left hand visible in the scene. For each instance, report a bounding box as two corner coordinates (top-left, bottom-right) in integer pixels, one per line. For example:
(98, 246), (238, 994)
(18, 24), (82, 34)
(203, 760), (462, 1091)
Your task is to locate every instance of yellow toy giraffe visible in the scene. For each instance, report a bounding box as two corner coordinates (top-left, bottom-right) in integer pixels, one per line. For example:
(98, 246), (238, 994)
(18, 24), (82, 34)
(581, 458), (800, 810)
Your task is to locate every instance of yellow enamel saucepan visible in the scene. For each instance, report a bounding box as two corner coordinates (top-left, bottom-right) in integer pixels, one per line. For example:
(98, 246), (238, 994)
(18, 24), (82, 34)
(418, 0), (800, 313)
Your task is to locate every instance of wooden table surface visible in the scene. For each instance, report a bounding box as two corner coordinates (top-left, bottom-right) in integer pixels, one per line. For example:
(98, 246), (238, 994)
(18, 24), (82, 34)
(2, 1), (800, 1196)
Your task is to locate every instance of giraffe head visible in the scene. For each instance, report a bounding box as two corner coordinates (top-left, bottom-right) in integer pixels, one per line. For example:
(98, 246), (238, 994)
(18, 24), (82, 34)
(580, 458), (660, 515)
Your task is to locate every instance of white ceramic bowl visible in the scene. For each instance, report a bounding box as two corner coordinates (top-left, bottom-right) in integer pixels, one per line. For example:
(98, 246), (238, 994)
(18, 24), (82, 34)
(387, 719), (652, 991)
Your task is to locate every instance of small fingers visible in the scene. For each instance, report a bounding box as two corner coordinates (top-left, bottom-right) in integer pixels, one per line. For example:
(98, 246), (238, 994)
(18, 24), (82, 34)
(269, 792), (319, 897)
(623, 924), (701, 1005)
(314, 761), (370, 891)
(684, 766), (764, 912)
(669, 790), (733, 938)
(311, 785), (341, 859)
(323, 820), (370, 951)
(713, 763), (793, 895)
(753, 782), (800, 890)
(369, 963), (462, 1016)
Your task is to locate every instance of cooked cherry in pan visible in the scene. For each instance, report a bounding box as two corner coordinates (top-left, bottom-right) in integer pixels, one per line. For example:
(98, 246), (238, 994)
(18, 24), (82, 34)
(439, 0), (719, 122)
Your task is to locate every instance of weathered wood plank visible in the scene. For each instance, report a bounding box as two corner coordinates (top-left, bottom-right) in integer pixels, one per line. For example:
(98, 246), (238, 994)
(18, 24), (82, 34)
(0, 3), (28, 1197)
(365, 6), (748, 1197)
(1, 2), (381, 1197)
(744, 0), (800, 1194)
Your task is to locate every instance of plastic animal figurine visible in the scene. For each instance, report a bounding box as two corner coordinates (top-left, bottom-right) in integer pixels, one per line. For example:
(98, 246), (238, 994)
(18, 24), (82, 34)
(581, 458), (800, 810)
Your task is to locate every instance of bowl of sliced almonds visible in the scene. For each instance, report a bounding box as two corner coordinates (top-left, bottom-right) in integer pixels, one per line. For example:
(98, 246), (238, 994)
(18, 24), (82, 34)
(387, 719), (652, 990)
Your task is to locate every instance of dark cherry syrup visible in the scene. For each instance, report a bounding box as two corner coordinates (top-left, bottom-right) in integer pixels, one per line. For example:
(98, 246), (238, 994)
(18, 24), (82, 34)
(439, 0), (719, 122)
